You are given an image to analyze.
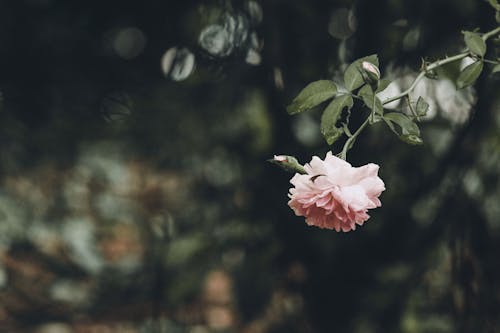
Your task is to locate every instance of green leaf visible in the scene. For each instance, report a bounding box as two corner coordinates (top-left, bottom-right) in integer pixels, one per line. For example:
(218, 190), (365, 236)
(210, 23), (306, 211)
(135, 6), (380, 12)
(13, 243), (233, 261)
(383, 112), (423, 145)
(384, 112), (420, 135)
(344, 54), (379, 91)
(359, 84), (383, 115)
(383, 117), (398, 136)
(456, 61), (483, 89)
(401, 134), (424, 145)
(415, 96), (429, 117)
(493, 64), (500, 74)
(320, 95), (353, 145)
(375, 79), (391, 93)
(496, 10), (500, 24)
(463, 31), (486, 57)
(287, 80), (337, 115)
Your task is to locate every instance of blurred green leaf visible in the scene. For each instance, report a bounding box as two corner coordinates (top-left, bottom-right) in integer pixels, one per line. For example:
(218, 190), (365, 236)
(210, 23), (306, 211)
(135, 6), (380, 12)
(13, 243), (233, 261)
(287, 80), (337, 115)
(383, 112), (423, 145)
(463, 31), (486, 57)
(457, 61), (483, 89)
(166, 234), (206, 267)
(344, 54), (379, 91)
(488, 0), (500, 10)
(493, 64), (500, 73)
(320, 95), (353, 145)
(496, 10), (500, 23)
(415, 96), (429, 117)
(359, 84), (383, 115)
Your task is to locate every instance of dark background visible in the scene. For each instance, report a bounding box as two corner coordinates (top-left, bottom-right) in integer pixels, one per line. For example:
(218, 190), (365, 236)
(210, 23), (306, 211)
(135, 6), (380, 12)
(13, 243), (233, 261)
(0, 0), (499, 332)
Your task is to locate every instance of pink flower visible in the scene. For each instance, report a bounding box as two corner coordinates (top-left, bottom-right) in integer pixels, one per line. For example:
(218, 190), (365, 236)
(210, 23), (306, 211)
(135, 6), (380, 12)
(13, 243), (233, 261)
(288, 152), (385, 232)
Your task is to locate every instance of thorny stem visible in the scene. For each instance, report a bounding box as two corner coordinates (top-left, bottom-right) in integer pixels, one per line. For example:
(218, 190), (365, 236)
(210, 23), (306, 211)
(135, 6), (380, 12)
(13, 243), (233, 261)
(343, 123), (353, 137)
(340, 116), (370, 159)
(381, 52), (469, 105)
(371, 90), (376, 123)
(406, 95), (419, 119)
(339, 25), (500, 160)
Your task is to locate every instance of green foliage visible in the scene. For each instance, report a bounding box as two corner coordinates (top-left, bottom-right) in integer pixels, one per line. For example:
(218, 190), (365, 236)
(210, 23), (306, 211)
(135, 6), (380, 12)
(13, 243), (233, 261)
(344, 54), (379, 91)
(488, 0), (500, 10)
(359, 84), (383, 116)
(165, 234), (206, 267)
(383, 112), (423, 145)
(463, 31), (487, 57)
(457, 60), (484, 89)
(287, 80), (337, 115)
(376, 79), (392, 93)
(400, 133), (424, 145)
(493, 64), (500, 73)
(281, 20), (500, 161)
(320, 95), (354, 145)
(415, 97), (429, 117)
(488, 0), (500, 22)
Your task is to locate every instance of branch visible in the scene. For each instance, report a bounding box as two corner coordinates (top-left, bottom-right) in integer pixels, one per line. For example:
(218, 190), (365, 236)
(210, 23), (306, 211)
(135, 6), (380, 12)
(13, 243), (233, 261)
(337, 25), (500, 160)
(482, 26), (500, 41)
(382, 26), (500, 106)
(381, 52), (469, 106)
(340, 116), (370, 159)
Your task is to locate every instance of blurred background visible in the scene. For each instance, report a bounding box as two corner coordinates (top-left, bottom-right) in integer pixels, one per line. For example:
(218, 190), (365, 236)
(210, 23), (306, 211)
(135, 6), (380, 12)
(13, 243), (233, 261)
(0, 0), (499, 332)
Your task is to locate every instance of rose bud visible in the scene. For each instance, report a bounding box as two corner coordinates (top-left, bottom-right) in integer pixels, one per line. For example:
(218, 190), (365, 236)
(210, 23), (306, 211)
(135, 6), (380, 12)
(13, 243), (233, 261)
(269, 155), (307, 174)
(361, 61), (380, 87)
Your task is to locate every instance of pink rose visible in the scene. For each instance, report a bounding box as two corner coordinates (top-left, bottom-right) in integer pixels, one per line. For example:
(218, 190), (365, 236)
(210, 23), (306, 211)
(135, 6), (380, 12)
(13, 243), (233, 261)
(288, 152), (385, 232)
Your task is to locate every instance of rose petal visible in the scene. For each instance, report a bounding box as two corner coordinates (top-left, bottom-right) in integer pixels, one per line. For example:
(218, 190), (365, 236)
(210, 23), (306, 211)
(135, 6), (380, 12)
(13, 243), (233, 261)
(287, 152), (385, 232)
